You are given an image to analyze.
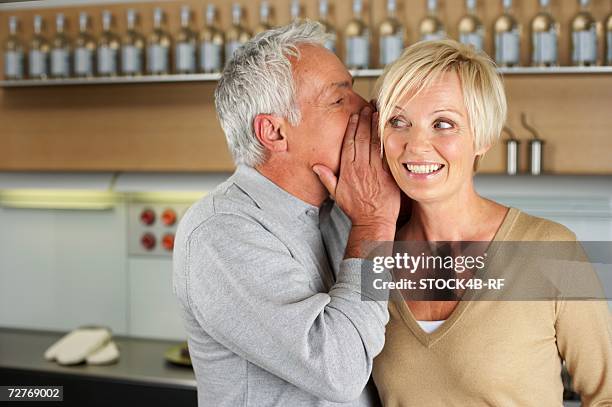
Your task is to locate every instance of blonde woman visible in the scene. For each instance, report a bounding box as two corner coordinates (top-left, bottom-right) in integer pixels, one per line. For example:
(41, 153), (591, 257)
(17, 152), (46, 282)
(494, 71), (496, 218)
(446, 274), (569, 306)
(372, 39), (612, 406)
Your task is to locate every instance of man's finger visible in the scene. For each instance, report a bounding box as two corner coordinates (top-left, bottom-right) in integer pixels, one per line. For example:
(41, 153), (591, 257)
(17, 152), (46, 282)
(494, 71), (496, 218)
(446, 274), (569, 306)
(354, 106), (372, 164)
(312, 164), (338, 199)
(341, 113), (359, 167)
(382, 153), (392, 174)
(370, 112), (380, 165)
(369, 99), (378, 111)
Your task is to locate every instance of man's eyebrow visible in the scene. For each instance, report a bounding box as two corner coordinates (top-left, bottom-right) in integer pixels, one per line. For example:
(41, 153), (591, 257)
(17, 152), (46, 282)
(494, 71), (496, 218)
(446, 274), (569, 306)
(317, 78), (354, 101)
(329, 78), (354, 90)
(326, 78), (354, 91)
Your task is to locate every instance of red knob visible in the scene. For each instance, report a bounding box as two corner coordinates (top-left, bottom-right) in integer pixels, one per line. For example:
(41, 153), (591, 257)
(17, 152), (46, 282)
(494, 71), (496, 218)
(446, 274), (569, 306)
(162, 233), (175, 251)
(141, 233), (156, 250)
(161, 208), (177, 226)
(140, 208), (156, 226)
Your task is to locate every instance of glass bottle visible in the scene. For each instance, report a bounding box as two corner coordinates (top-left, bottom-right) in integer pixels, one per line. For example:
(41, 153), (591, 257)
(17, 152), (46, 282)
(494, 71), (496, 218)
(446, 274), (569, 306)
(226, 4), (251, 61)
(379, 0), (404, 67)
(317, 0), (337, 53)
(29, 15), (50, 79)
(199, 5), (224, 73)
(458, 0), (484, 51)
(175, 6), (197, 74)
(570, 0), (598, 66)
(606, 12), (612, 65)
(254, 1), (273, 36)
(344, 0), (370, 69)
(74, 12), (96, 78)
(494, 0), (521, 67)
(97, 10), (120, 76)
(3, 16), (24, 80)
(121, 9), (145, 76)
(147, 8), (172, 75)
(531, 0), (559, 67)
(50, 13), (71, 78)
(419, 0), (446, 42)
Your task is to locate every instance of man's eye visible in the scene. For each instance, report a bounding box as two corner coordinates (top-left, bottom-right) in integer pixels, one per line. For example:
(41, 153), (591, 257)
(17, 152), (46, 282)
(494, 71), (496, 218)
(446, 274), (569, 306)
(333, 98), (344, 105)
(434, 120), (453, 129)
(389, 116), (408, 128)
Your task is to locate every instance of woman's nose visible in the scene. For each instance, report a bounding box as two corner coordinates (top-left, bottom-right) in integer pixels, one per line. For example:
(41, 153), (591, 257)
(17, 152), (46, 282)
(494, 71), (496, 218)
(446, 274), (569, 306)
(405, 128), (432, 153)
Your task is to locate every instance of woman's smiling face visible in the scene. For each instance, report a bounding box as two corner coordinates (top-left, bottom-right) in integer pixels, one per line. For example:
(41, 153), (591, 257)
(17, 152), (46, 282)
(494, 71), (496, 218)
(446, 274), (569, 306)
(383, 70), (488, 203)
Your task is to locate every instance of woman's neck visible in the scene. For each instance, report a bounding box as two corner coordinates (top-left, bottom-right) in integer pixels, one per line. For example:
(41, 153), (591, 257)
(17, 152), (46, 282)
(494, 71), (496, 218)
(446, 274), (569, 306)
(403, 185), (506, 242)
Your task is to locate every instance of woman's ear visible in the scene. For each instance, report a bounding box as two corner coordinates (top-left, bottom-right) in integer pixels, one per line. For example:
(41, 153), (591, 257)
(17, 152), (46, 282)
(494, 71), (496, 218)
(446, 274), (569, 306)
(475, 143), (492, 156)
(253, 114), (287, 154)
(473, 142), (492, 172)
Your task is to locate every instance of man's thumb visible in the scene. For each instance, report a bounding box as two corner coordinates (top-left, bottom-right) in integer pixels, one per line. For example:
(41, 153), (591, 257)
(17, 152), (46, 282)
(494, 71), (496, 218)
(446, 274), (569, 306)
(312, 164), (337, 198)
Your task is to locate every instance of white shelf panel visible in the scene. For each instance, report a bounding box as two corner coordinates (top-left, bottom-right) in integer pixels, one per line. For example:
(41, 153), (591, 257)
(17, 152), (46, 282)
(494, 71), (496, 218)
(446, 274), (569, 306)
(1, 66), (610, 87)
(0, 73), (221, 87)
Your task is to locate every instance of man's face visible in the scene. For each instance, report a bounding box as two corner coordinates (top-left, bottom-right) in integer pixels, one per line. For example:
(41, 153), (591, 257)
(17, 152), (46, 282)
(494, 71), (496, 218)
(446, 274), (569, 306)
(287, 45), (368, 175)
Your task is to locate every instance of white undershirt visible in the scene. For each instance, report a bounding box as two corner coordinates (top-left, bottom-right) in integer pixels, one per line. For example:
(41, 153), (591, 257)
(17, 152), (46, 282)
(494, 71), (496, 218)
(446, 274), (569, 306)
(416, 320), (446, 334)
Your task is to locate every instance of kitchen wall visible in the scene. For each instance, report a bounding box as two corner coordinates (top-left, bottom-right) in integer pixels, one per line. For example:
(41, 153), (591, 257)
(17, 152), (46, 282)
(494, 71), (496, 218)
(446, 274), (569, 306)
(0, 0), (610, 340)
(0, 173), (610, 341)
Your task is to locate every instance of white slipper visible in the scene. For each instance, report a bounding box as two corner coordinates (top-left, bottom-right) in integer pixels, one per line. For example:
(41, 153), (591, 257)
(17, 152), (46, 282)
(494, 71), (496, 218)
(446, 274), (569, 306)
(44, 328), (112, 365)
(86, 340), (119, 365)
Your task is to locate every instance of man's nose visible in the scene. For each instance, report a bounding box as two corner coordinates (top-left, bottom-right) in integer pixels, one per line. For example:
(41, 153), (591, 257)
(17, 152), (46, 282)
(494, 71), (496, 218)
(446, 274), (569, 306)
(349, 91), (368, 114)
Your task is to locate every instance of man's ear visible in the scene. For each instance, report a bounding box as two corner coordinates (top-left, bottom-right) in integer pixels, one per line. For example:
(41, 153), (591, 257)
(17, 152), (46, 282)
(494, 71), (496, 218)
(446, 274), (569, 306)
(253, 114), (287, 154)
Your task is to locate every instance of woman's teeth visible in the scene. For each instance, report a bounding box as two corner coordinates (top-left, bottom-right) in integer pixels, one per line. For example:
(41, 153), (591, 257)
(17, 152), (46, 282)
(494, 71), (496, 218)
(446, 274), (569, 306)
(405, 163), (443, 174)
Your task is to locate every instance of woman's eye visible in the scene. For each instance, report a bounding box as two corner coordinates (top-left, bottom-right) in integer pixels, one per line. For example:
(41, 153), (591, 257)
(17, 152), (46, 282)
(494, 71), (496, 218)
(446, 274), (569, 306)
(389, 116), (408, 128)
(434, 120), (453, 129)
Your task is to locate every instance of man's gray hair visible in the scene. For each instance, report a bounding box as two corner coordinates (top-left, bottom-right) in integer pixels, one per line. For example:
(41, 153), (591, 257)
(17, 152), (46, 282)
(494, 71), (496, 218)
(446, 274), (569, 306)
(214, 20), (331, 167)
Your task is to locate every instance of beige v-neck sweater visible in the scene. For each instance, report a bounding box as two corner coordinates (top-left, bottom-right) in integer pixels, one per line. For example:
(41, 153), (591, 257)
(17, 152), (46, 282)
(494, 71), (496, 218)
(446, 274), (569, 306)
(372, 208), (612, 406)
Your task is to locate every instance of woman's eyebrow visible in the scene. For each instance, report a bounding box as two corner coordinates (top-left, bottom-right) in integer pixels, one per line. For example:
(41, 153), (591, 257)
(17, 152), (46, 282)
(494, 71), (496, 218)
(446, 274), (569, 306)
(432, 108), (463, 116)
(391, 106), (464, 117)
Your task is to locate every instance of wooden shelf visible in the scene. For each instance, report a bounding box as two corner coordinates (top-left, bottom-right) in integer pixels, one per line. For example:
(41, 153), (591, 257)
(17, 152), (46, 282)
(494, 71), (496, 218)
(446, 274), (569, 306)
(1, 66), (611, 87)
(0, 0), (610, 173)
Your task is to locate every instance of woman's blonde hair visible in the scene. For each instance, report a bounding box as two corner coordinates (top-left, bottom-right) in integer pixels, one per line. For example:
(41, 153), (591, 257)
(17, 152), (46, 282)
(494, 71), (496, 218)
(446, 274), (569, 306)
(375, 39), (507, 158)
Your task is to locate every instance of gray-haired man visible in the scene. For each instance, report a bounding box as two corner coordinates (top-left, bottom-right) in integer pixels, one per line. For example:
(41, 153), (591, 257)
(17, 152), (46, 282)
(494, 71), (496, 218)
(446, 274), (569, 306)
(173, 21), (400, 406)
